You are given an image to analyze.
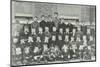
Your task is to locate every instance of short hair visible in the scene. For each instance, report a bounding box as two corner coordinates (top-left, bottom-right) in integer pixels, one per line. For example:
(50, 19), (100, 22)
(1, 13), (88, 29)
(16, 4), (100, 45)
(48, 15), (52, 17)
(41, 15), (45, 18)
(54, 12), (58, 15)
(34, 16), (38, 18)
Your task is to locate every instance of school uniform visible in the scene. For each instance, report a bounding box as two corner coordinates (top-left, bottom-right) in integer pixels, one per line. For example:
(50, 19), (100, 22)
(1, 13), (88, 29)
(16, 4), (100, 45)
(23, 46), (32, 64)
(57, 33), (64, 49)
(15, 47), (22, 65)
(58, 22), (67, 33)
(31, 33), (37, 42)
(50, 31), (58, 46)
(61, 44), (69, 60)
(64, 32), (70, 40)
(66, 23), (74, 32)
(37, 32), (45, 42)
(68, 41), (77, 59)
(47, 21), (55, 32)
(44, 31), (51, 38)
(53, 17), (60, 29)
(76, 31), (83, 39)
(31, 21), (39, 32)
(40, 20), (47, 32)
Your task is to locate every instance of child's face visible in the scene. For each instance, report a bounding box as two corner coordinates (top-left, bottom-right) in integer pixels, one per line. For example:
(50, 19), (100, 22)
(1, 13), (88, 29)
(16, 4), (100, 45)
(13, 38), (18, 43)
(87, 29), (90, 34)
(65, 35), (69, 41)
(25, 47), (29, 54)
(73, 29), (76, 33)
(83, 36), (87, 41)
(90, 36), (93, 41)
(41, 16), (45, 20)
(39, 28), (43, 32)
(52, 36), (56, 40)
(49, 17), (52, 21)
(59, 28), (63, 33)
(45, 27), (49, 31)
(58, 35), (62, 40)
(37, 37), (40, 41)
(34, 17), (38, 21)
(61, 19), (64, 23)
(53, 27), (56, 31)
(28, 37), (33, 42)
(24, 27), (29, 32)
(14, 31), (19, 36)
(66, 28), (69, 32)
(71, 37), (74, 41)
(31, 28), (36, 33)
(76, 37), (81, 41)
(77, 27), (81, 31)
(54, 14), (58, 18)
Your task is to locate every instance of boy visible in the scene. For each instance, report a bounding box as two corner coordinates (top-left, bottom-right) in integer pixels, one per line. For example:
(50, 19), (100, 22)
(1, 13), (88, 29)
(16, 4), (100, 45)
(86, 28), (92, 41)
(70, 28), (77, 37)
(31, 28), (37, 42)
(33, 36), (42, 62)
(79, 35), (87, 60)
(57, 28), (64, 50)
(44, 27), (51, 38)
(47, 15), (55, 32)
(40, 15), (47, 32)
(37, 27), (44, 42)
(31, 16), (39, 32)
(21, 25), (30, 40)
(58, 18), (67, 32)
(53, 12), (60, 29)
(64, 28), (70, 40)
(68, 37), (76, 59)
(61, 43), (69, 61)
(76, 26), (83, 39)
(49, 27), (57, 46)
(87, 36), (95, 60)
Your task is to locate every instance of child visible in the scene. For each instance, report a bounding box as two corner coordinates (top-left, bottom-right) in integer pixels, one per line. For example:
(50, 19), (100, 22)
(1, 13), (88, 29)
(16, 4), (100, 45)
(47, 15), (55, 32)
(76, 37), (82, 51)
(64, 35), (69, 46)
(76, 26), (83, 39)
(38, 27), (44, 42)
(86, 28), (92, 41)
(40, 15), (47, 32)
(21, 25), (30, 40)
(12, 37), (21, 65)
(15, 46), (22, 65)
(57, 29), (64, 50)
(50, 27), (58, 46)
(61, 43), (69, 61)
(58, 18), (67, 32)
(64, 28), (70, 40)
(31, 16), (39, 32)
(70, 28), (77, 37)
(23, 46), (31, 64)
(31, 28), (37, 42)
(27, 36), (34, 63)
(44, 27), (51, 38)
(68, 37), (76, 59)
(79, 35), (87, 60)
(33, 36), (42, 62)
(87, 36), (95, 60)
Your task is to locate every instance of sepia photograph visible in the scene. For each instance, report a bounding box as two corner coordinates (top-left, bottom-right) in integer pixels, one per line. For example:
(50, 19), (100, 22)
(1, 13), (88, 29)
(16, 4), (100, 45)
(11, 0), (96, 66)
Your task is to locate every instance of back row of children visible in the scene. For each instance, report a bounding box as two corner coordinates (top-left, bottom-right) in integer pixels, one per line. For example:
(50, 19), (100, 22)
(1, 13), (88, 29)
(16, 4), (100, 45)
(12, 12), (95, 65)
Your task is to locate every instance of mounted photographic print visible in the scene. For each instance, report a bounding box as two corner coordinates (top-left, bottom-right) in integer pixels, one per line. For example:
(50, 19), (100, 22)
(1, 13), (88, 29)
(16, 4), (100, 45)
(11, 0), (96, 66)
